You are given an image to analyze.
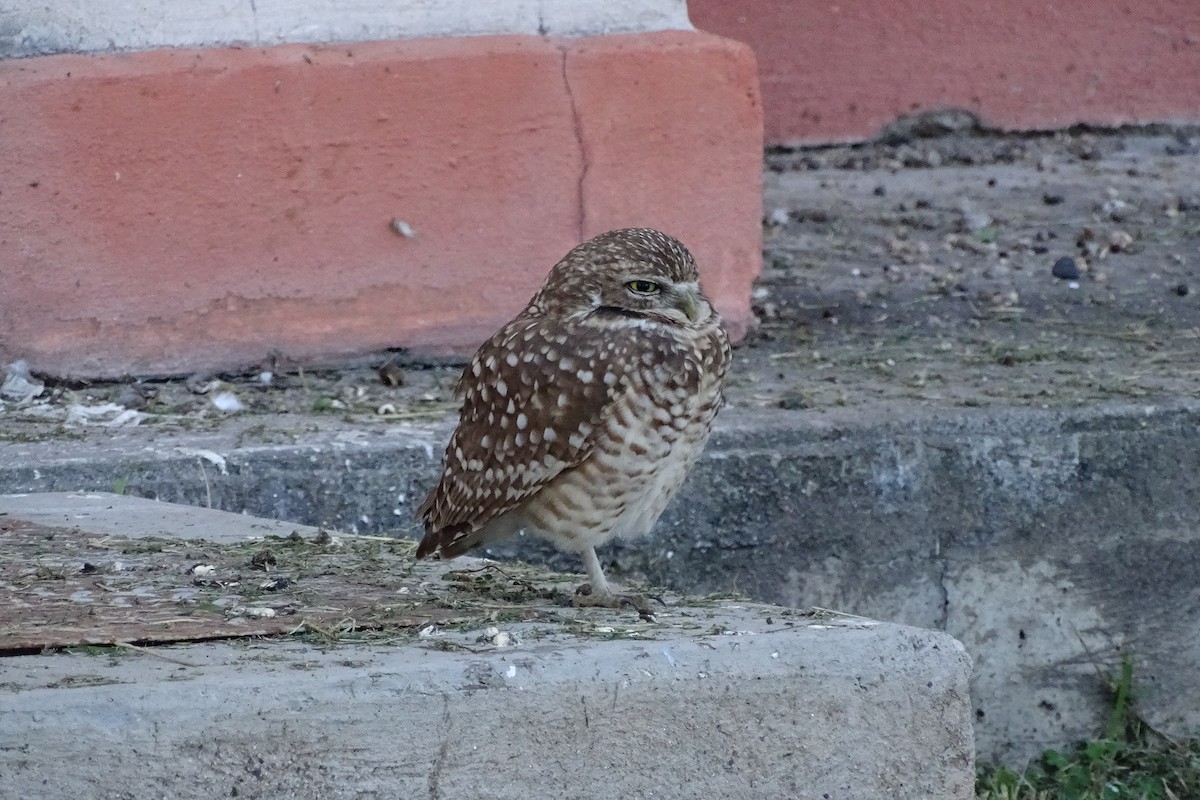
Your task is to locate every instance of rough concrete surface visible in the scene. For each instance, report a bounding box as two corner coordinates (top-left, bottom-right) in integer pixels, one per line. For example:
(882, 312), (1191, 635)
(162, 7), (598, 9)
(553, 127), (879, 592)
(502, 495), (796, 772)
(0, 496), (974, 800)
(0, 0), (691, 57)
(0, 488), (323, 543)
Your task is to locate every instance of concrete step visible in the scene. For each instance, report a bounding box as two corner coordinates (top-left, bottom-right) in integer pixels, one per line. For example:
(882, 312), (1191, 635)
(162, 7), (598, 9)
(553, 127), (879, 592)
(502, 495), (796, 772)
(0, 493), (974, 800)
(2, 402), (1199, 761)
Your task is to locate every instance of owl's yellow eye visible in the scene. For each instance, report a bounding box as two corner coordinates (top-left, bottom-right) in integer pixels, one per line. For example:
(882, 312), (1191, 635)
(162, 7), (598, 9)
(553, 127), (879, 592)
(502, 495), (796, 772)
(625, 280), (661, 295)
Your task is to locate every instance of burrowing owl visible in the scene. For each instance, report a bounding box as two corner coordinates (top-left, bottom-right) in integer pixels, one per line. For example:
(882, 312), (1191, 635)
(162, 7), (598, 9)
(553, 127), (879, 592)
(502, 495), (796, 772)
(416, 228), (730, 612)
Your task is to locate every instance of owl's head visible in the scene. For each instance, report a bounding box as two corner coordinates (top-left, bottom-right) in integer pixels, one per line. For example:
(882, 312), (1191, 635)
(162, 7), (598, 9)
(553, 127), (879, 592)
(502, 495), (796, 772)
(533, 228), (715, 328)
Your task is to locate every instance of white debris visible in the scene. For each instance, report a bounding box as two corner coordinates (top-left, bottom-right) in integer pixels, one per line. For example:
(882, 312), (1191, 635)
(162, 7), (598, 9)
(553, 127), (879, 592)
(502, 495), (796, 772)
(191, 564), (215, 576)
(227, 606), (275, 619)
(211, 390), (245, 413)
(957, 200), (993, 233)
(391, 218), (416, 238)
(483, 625), (517, 647)
(65, 403), (147, 427)
(1, 360), (44, 404)
(178, 449), (228, 474)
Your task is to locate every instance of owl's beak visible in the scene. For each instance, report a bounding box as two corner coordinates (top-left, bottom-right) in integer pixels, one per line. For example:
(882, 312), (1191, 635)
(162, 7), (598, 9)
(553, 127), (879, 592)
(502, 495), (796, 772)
(673, 286), (701, 323)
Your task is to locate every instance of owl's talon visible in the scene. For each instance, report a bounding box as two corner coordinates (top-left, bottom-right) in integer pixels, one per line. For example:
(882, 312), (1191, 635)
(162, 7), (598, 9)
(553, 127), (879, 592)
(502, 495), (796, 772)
(571, 585), (659, 621)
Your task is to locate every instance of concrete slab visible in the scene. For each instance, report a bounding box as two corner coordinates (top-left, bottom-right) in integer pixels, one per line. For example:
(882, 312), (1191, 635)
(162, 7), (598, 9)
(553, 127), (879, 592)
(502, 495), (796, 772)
(0, 494), (974, 799)
(0, 489), (319, 543)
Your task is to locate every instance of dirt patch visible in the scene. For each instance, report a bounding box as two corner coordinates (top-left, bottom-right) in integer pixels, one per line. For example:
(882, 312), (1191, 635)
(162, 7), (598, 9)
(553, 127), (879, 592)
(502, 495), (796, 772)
(0, 518), (556, 652)
(750, 125), (1200, 410)
(1, 127), (1198, 443)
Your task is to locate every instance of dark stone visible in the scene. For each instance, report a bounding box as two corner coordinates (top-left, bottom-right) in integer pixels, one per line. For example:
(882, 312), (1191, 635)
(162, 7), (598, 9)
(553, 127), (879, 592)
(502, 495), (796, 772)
(1051, 257), (1080, 280)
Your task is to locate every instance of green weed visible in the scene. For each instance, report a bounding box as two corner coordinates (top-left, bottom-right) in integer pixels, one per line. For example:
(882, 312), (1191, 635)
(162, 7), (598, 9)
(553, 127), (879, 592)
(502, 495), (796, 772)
(977, 656), (1200, 799)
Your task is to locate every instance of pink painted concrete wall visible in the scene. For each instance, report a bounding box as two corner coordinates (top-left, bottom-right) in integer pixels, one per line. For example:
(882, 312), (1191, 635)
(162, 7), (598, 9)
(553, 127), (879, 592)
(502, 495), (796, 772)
(0, 32), (762, 377)
(691, 0), (1200, 144)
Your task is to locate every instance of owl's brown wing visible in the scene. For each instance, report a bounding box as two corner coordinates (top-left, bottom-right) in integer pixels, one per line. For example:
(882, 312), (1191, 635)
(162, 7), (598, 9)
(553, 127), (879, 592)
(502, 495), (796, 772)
(415, 315), (629, 558)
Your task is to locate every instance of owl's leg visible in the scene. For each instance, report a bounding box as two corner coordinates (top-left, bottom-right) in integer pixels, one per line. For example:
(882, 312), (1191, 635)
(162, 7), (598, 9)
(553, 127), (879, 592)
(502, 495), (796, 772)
(579, 545), (614, 597)
(572, 546), (657, 621)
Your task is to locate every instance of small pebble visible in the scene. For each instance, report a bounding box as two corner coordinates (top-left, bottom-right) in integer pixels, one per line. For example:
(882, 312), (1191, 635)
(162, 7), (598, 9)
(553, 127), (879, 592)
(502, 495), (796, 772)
(777, 392), (810, 410)
(115, 385), (149, 410)
(873, 185), (886, 196)
(1042, 192), (1065, 205)
(1051, 256), (1080, 280)
(1107, 230), (1133, 252)
(378, 362), (405, 387)
(1174, 283), (1190, 297)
